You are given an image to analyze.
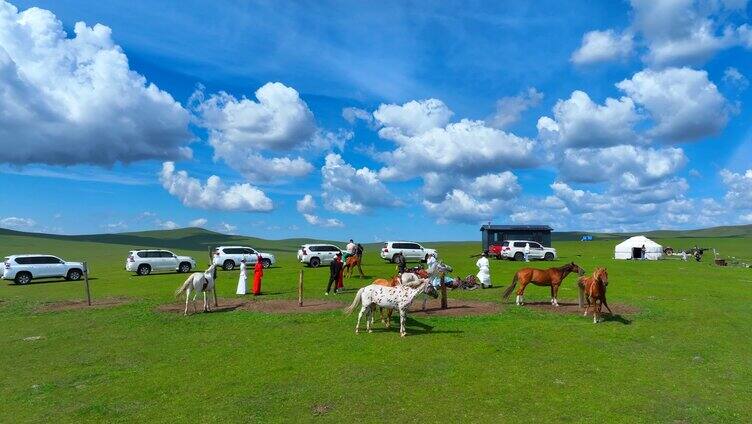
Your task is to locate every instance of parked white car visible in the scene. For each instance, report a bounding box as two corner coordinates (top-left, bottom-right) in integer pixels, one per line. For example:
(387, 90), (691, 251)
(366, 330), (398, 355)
(379, 241), (438, 263)
(125, 250), (197, 276)
(297, 244), (343, 268)
(3, 254), (85, 285)
(212, 246), (276, 270)
(500, 240), (557, 261)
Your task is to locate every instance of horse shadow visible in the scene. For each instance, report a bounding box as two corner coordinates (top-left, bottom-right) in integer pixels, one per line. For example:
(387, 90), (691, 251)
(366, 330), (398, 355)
(373, 316), (464, 336)
(203, 304), (244, 313)
(602, 313), (632, 325)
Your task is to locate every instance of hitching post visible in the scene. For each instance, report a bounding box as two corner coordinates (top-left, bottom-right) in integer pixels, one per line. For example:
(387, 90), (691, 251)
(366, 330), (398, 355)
(298, 270), (304, 307)
(440, 272), (447, 309)
(83, 261), (91, 306)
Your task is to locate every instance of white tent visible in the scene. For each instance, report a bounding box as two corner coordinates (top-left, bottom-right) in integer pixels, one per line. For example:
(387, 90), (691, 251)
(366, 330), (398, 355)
(614, 235), (663, 260)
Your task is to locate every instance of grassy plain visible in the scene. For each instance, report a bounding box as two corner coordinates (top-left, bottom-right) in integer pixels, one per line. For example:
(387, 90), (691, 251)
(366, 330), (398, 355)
(1, 229), (751, 422)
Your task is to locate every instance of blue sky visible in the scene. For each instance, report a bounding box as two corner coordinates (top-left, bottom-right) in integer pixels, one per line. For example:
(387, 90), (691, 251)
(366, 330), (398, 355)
(1, 0), (751, 241)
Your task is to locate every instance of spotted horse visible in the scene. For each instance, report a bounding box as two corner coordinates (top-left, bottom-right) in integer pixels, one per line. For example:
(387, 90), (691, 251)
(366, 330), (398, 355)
(344, 280), (438, 337)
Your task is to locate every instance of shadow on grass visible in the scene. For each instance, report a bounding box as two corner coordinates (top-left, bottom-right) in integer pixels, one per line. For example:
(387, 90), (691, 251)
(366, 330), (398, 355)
(7, 277), (100, 286)
(602, 314), (632, 325)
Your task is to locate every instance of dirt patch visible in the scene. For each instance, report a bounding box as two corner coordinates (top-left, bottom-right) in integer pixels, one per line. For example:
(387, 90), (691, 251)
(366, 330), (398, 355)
(408, 298), (502, 316)
(36, 297), (131, 312)
(155, 298), (345, 315)
(521, 300), (640, 316)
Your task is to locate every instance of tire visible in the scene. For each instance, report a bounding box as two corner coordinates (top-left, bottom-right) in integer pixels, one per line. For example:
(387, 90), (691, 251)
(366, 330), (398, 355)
(261, 259), (272, 269)
(178, 262), (191, 273)
(137, 264), (151, 276)
(223, 260), (235, 271)
(66, 269), (82, 281)
(514, 252), (524, 261)
(309, 257), (321, 268)
(544, 252), (554, 261)
(14, 272), (32, 285)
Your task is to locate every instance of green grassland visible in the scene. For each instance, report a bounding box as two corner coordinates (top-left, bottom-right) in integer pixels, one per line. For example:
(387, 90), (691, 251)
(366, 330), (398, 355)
(1, 229), (751, 423)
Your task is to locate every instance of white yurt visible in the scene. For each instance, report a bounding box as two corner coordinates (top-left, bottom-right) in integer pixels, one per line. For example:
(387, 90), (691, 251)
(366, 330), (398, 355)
(614, 235), (663, 260)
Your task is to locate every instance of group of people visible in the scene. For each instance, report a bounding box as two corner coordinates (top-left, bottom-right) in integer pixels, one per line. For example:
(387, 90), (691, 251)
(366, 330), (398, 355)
(236, 255), (264, 296)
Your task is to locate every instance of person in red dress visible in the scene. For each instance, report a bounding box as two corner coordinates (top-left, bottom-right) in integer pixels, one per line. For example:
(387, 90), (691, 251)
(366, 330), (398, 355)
(252, 254), (264, 295)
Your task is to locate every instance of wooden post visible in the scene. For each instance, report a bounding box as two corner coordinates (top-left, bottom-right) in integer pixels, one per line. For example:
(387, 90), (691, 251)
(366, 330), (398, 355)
(208, 246), (218, 307)
(298, 270), (304, 307)
(83, 261), (91, 306)
(440, 272), (447, 309)
(577, 286), (584, 309)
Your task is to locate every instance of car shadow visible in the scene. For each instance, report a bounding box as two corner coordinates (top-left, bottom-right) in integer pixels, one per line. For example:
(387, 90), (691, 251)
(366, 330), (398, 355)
(8, 277), (100, 285)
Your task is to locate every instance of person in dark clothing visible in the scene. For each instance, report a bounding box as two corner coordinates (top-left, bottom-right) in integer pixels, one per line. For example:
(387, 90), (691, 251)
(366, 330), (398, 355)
(395, 252), (407, 274)
(354, 243), (365, 278)
(326, 252), (344, 295)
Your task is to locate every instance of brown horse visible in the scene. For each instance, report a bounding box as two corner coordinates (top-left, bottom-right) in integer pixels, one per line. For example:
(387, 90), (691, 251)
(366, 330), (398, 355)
(502, 262), (584, 306)
(344, 255), (365, 278)
(578, 267), (612, 323)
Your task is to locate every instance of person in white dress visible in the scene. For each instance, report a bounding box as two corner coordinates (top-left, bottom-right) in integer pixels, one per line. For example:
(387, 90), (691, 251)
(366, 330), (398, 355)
(236, 258), (248, 295)
(476, 251), (492, 288)
(524, 243), (530, 262)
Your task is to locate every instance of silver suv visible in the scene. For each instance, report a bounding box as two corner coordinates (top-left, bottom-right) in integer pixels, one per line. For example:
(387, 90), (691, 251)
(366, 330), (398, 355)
(297, 244), (343, 268)
(2, 254), (85, 285)
(212, 246), (276, 270)
(379, 241), (438, 263)
(125, 250), (197, 275)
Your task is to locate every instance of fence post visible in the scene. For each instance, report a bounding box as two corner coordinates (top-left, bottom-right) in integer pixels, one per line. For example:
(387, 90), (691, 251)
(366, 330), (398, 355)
(298, 270), (304, 307)
(208, 246), (218, 307)
(83, 261), (91, 306)
(440, 272), (447, 309)
(577, 286), (584, 309)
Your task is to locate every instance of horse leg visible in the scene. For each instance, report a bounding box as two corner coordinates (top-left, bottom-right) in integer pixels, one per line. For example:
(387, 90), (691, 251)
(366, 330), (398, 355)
(192, 289), (198, 314)
(184, 288), (190, 316)
(552, 284), (560, 307)
(516, 281), (527, 305)
(356, 306), (365, 334)
(550, 285), (555, 305)
(422, 293), (428, 311)
(583, 295), (591, 316)
(399, 308), (407, 337)
(366, 305), (373, 333)
(203, 291), (208, 312)
(602, 295), (613, 315)
(594, 300), (600, 324)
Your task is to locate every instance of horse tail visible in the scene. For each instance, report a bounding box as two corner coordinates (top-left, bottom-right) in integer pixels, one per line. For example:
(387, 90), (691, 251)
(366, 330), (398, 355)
(344, 287), (364, 315)
(175, 274), (193, 297)
(502, 273), (519, 300)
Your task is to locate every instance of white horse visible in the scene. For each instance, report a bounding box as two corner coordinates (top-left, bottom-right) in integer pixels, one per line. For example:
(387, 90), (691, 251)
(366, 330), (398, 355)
(400, 261), (454, 310)
(175, 264), (218, 315)
(344, 281), (438, 337)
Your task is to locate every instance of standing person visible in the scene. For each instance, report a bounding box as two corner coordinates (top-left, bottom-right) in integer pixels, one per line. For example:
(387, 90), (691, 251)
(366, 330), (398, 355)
(395, 252), (407, 274)
(236, 258), (248, 295)
(476, 251), (492, 289)
(354, 243), (365, 278)
(641, 244), (647, 260)
(524, 243), (530, 262)
(326, 252), (343, 295)
(252, 254), (264, 295)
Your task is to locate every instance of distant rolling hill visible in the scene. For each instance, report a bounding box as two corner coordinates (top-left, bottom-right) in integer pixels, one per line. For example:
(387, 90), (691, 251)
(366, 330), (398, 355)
(1, 224), (751, 252)
(0, 227), (340, 253)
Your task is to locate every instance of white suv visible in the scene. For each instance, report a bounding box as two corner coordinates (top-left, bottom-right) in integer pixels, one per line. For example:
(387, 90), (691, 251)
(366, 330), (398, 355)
(212, 246), (276, 270)
(297, 244), (343, 268)
(125, 250), (197, 276)
(500, 240), (557, 261)
(380, 241), (438, 263)
(3, 254), (85, 285)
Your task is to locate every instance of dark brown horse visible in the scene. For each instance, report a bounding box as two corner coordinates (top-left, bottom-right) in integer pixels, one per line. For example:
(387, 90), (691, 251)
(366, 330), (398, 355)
(578, 267), (612, 323)
(502, 262), (584, 306)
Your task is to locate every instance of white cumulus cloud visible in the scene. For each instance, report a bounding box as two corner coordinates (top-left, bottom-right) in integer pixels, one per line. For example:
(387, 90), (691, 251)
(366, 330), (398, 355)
(0, 1), (192, 165)
(571, 29), (634, 64)
(188, 218), (208, 227)
(374, 98), (454, 138)
(617, 67), (729, 142)
(488, 88), (544, 129)
(720, 168), (752, 209)
(0, 216), (36, 230)
(321, 153), (398, 214)
(159, 162), (273, 212)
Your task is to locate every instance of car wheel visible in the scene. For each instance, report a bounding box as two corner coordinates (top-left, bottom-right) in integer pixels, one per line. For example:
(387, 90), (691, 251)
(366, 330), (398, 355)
(223, 260), (235, 271)
(179, 262), (191, 273)
(66, 269), (82, 281)
(14, 272), (32, 285)
(514, 252), (524, 261)
(309, 257), (321, 268)
(544, 252), (554, 261)
(262, 259), (272, 269)
(137, 264), (151, 276)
